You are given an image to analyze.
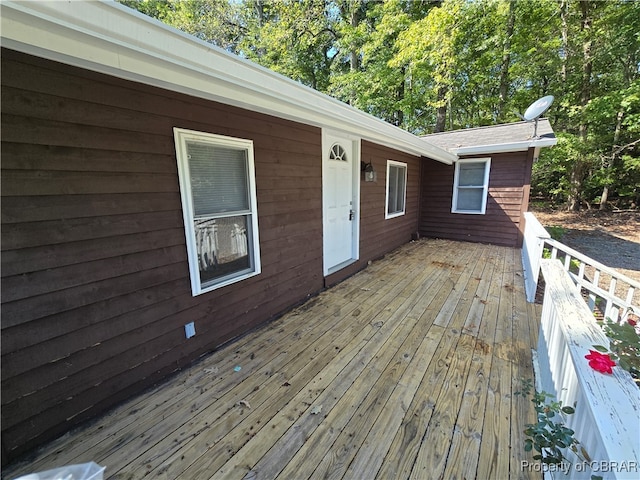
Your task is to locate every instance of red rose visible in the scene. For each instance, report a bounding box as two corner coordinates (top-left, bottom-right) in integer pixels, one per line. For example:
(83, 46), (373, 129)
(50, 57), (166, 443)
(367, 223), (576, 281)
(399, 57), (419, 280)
(585, 350), (616, 374)
(628, 318), (637, 327)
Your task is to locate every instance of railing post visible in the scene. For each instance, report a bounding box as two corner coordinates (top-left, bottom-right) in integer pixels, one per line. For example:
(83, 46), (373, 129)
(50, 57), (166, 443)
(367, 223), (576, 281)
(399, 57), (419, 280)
(522, 212), (551, 302)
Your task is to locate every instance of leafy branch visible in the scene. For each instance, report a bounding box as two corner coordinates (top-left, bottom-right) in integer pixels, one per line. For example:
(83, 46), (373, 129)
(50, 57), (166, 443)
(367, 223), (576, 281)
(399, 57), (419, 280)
(515, 379), (603, 480)
(593, 312), (640, 386)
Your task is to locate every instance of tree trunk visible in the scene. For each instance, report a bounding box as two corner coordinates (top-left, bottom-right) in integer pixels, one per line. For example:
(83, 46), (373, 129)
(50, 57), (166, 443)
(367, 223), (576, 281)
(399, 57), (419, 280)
(568, 0), (593, 211)
(568, 164), (584, 211)
(435, 85), (447, 132)
(498, 0), (515, 120)
(255, 0), (265, 27)
(395, 66), (405, 127)
(349, 4), (364, 72)
(600, 110), (624, 210)
(579, 1), (592, 134)
(560, 0), (568, 86)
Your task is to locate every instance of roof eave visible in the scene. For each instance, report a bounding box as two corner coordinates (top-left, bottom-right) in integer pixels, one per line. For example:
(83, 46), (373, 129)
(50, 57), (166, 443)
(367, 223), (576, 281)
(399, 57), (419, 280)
(452, 137), (558, 156)
(0, 0), (456, 165)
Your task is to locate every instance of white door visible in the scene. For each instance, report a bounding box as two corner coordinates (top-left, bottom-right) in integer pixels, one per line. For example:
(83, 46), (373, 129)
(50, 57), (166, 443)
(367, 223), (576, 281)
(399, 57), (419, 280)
(323, 131), (360, 274)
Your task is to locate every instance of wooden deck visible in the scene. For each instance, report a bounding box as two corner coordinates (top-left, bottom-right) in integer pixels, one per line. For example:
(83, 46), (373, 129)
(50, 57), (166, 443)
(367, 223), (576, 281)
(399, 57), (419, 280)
(3, 239), (542, 480)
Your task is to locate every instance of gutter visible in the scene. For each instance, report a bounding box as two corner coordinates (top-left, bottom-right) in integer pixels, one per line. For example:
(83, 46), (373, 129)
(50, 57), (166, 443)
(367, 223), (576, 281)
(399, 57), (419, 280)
(452, 137), (558, 156)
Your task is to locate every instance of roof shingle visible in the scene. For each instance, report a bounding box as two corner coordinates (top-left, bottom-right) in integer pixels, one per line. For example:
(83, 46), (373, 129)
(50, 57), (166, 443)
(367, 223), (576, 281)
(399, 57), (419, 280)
(421, 119), (556, 154)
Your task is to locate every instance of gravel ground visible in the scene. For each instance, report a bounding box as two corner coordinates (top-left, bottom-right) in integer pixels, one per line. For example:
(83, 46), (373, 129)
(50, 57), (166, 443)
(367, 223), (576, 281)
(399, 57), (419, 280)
(530, 209), (640, 284)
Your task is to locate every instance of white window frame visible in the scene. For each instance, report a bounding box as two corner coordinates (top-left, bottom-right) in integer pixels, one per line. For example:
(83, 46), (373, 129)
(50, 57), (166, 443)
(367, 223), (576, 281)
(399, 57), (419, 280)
(173, 128), (261, 296)
(451, 157), (491, 215)
(385, 160), (408, 219)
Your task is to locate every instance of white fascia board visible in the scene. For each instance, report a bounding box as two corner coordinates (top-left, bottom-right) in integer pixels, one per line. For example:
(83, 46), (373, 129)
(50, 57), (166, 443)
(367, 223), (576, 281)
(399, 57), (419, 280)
(0, 0), (456, 165)
(452, 137), (558, 156)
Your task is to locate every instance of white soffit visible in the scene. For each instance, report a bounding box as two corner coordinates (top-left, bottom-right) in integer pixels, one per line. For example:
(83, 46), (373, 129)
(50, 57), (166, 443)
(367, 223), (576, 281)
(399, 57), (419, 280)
(0, 0), (456, 165)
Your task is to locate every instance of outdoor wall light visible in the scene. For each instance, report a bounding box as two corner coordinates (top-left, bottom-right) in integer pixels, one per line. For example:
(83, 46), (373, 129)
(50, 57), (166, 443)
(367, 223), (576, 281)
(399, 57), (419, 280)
(361, 161), (376, 182)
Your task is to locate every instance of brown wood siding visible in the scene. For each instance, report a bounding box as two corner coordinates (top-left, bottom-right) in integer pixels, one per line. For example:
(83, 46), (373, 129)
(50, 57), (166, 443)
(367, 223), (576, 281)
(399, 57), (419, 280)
(419, 152), (533, 248)
(325, 141), (421, 286)
(1, 49), (326, 461)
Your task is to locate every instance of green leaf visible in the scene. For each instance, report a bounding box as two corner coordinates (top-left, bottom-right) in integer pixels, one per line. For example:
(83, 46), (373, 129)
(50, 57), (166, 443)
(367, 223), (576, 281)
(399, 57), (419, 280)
(619, 358), (631, 371)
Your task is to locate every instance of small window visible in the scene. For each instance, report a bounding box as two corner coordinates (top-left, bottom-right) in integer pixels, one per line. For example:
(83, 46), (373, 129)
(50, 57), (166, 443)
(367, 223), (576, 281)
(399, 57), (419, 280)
(174, 128), (261, 295)
(330, 143), (348, 162)
(452, 158), (491, 214)
(385, 160), (407, 219)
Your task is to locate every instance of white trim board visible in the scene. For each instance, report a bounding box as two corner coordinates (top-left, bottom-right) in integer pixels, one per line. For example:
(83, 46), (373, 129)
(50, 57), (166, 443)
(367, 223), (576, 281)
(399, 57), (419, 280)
(453, 138), (557, 156)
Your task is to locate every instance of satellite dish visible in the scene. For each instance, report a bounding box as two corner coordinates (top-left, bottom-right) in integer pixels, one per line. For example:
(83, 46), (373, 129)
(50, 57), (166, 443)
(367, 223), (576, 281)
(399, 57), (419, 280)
(520, 95), (554, 138)
(524, 95), (554, 121)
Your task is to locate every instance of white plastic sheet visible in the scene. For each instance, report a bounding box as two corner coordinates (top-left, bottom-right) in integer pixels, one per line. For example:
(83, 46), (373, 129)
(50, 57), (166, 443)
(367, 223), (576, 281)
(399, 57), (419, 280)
(13, 462), (105, 480)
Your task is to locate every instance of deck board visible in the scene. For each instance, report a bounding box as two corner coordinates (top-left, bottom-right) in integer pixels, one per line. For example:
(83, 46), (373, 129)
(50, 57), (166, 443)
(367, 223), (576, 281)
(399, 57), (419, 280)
(477, 246), (514, 479)
(3, 239), (542, 480)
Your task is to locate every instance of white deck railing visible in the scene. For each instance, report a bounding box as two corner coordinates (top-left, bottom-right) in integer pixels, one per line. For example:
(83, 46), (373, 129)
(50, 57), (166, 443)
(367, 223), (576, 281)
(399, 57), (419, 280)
(523, 211), (553, 301)
(522, 212), (640, 321)
(537, 261), (640, 479)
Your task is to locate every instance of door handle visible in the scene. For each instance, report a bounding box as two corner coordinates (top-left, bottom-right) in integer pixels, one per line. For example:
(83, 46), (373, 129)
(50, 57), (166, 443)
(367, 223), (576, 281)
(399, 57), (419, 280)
(349, 209), (354, 221)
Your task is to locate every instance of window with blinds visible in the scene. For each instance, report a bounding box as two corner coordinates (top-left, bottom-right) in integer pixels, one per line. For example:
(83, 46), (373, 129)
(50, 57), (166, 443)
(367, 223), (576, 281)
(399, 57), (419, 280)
(174, 128), (261, 295)
(452, 158), (491, 214)
(385, 160), (407, 219)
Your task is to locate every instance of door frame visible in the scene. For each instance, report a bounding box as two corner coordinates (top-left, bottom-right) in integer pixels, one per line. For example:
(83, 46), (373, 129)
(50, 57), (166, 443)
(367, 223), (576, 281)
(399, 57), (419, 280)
(322, 129), (361, 276)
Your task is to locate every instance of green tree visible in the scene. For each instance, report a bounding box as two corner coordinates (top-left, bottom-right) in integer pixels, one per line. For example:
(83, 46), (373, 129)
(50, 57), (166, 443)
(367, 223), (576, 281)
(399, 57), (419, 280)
(120, 0), (640, 209)
(592, 1), (640, 209)
(345, 0), (413, 127)
(392, 0), (562, 132)
(393, 0), (461, 132)
(534, 0), (640, 210)
(119, 0), (246, 51)
(238, 0), (338, 91)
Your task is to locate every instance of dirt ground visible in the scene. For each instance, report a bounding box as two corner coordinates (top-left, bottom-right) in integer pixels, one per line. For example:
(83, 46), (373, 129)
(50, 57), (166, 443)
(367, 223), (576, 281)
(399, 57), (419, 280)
(530, 208), (640, 284)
